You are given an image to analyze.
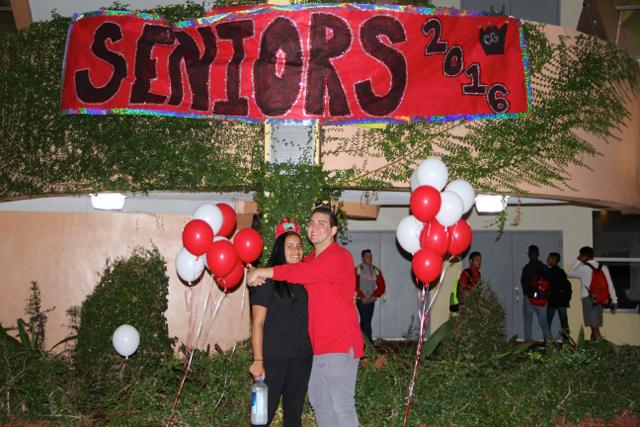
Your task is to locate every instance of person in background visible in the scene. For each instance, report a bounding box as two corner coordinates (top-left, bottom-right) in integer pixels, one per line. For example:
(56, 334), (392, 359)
(249, 220), (312, 427)
(247, 205), (363, 427)
(521, 245), (552, 342)
(355, 249), (386, 342)
(449, 251), (481, 313)
(567, 246), (617, 341)
(544, 252), (572, 340)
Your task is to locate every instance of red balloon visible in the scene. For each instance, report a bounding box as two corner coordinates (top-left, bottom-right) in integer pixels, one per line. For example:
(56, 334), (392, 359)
(216, 203), (237, 238)
(410, 185), (441, 223)
(419, 220), (451, 256)
(182, 219), (214, 256)
(448, 220), (473, 256)
(233, 228), (264, 264)
(412, 248), (444, 284)
(216, 259), (244, 290)
(206, 240), (239, 277)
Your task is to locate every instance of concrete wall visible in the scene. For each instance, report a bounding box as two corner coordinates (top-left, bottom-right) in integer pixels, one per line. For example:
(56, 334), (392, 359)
(349, 204), (640, 345)
(0, 210), (252, 351)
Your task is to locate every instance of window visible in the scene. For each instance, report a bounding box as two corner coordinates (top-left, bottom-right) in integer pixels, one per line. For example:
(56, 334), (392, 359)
(461, 0), (560, 25)
(0, 0), (17, 38)
(593, 211), (640, 311)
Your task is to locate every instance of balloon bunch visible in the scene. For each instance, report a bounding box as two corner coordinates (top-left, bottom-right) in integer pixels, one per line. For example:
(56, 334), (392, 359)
(397, 157), (474, 284)
(175, 202), (264, 290)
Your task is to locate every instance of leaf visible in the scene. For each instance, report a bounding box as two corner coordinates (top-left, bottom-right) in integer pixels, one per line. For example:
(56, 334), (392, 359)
(576, 326), (585, 351)
(16, 318), (33, 349)
(50, 335), (77, 352)
(0, 322), (21, 348)
(423, 319), (453, 358)
(493, 341), (535, 362)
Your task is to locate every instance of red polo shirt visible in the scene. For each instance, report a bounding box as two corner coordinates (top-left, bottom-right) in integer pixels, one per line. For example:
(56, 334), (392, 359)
(273, 242), (364, 358)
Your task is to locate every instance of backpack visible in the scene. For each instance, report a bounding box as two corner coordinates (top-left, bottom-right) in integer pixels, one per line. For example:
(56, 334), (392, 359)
(584, 263), (610, 305)
(528, 271), (550, 306)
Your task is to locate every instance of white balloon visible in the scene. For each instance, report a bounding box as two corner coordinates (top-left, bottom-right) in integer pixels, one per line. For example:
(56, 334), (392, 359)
(396, 215), (424, 255)
(192, 203), (224, 234)
(176, 247), (205, 283)
(112, 324), (140, 358)
(436, 191), (464, 227)
(445, 180), (476, 213)
(416, 157), (448, 191)
(409, 170), (420, 192)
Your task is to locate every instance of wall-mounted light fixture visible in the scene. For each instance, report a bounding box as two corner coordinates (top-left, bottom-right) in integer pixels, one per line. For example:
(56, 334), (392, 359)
(475, 194), (509, 213)
(90, 193), (126, 211)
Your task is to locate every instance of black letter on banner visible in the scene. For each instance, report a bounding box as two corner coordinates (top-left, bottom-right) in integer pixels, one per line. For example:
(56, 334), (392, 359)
(168, 28), (216, 111)
(75, 23), (127, 103)
(305, 13), (351, 116)
(422, 18), (447, 55)
(213, 20), (254, 116)
(254, 17), (303, 116)
(355, 16), (407, 116)
(487, 83), (509, 113)
(461, 63), (487, 95)
(131, 24), (175, 104)
(443, 45), (463, 77)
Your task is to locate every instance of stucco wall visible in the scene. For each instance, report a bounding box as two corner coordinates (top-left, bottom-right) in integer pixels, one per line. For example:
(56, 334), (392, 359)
(349, 204), (639, 345)
(0, 211), (251, 352)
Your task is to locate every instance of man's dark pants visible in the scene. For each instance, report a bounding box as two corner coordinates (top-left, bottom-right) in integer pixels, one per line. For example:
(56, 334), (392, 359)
(356, 300), (375, 342)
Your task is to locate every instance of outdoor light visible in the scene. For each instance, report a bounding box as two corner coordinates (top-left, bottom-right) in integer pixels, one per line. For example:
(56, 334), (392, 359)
(90, 193), (126, 211)
(474, 194), (509, 213)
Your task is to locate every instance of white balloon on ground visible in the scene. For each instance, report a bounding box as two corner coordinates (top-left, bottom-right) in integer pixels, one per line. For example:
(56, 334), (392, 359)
(410, 170), (420, 192)
(396, 215), (424, 255)
(436, 191), (464, 227)
(176, 247), (205, 282)
(416, 157), (448, 191)
(445, 180), (476, 213)
(112, 324), (140, 358)
(192, 203), (224, 234)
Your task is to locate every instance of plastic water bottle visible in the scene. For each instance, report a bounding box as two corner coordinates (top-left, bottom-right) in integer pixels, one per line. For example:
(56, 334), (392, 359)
(251, 375), (268, 425)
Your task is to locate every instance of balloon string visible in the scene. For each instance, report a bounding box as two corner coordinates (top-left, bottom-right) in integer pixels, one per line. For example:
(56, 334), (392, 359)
(183, 287), (194, 370)
(171, 280), (227, 419)
(212, 266), (248, 413)
(195, 285), (226, 349)
(193, 279), (214, 347)
(231, 267), (248, 356)
(402, 258), (453, 427)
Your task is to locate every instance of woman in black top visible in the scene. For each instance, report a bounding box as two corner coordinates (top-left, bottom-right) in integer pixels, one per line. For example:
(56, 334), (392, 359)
(249, 229), (312, 427)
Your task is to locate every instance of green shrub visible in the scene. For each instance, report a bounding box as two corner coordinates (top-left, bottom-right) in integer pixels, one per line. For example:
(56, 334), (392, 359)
(0, 283), (76, 423)
(437, 284), (508, 362)
(73, 247), (175, 401)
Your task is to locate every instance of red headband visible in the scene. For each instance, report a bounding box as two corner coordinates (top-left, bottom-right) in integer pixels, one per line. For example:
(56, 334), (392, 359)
(274, 218), (300, 239)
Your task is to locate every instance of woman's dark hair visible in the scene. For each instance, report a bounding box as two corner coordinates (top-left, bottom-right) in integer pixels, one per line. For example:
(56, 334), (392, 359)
(267, 231), (301, 298)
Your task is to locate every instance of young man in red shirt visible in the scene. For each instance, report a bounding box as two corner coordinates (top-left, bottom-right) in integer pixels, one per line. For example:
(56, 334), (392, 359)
(247, 206), (364, 427)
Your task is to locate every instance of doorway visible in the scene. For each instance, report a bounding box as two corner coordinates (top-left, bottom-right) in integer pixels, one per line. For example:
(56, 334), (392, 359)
(345, 231), (422, 339)
(346, 229), (564, 341)
(469, 230), (564, 340)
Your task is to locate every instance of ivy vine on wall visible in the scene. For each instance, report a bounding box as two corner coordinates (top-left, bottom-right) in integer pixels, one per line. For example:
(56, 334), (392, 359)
(322, 23), (639, 193)
(1, 3), (638, 257)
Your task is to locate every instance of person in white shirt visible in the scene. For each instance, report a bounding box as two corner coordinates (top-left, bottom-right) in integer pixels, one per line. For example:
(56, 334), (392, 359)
(567, 246), (617, 341)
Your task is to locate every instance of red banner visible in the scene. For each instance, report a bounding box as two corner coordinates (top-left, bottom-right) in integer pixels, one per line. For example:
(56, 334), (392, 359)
(60, 4), (530, 124)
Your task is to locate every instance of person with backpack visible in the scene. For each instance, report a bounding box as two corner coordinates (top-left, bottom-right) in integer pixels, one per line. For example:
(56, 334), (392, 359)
(567, 246), (618, 341)
(521, 245), (552, 342)
(449, 251), (481, 313)
(544, 252), (572, 340)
